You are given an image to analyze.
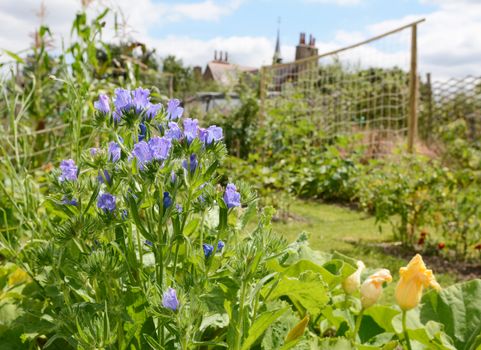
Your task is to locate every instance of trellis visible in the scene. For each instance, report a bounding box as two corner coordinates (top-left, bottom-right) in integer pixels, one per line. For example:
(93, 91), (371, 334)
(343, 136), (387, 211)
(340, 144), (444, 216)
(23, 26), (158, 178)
(259, 19), (425, 156)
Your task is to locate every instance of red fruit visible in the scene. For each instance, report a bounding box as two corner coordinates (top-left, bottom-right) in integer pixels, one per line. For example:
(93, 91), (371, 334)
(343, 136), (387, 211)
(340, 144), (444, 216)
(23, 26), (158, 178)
(438, 242), (445, 250)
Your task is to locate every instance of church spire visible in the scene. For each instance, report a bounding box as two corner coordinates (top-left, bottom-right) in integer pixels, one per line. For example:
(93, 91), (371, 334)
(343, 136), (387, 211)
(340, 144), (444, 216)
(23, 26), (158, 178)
(273, 17), (282, 64)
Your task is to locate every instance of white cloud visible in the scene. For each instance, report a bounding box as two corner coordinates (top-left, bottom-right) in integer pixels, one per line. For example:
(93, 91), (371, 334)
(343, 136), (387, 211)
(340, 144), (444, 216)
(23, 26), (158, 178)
(0, 0), (245, 55)
(147, 35), (282, 68)
(1, 0), (481, 80)
(363, 2), (481, 79)
(304, 0), (362, 5)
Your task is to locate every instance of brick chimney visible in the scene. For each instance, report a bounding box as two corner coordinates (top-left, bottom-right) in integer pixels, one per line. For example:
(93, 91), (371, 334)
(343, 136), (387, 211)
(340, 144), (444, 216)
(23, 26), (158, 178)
(295, 32), (318, 61)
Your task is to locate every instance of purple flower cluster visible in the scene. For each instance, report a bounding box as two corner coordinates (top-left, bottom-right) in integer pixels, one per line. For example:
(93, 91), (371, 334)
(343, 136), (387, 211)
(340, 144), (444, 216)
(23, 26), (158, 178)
(149, 136), (172, 160)
(163, 192), (172, 208)
(182, 154), (198, 173)
(97, 192), (116, 212)
(165, 122), (183, 140)
(162, 287), (179, 311)
(94, 94), (110, 114)
(131, 136), (172, 170)
(183, 118), (199, 144)
(224, 183), (241, 209)
(94, 88), (163, 122)
(166, 99), (184, 120)
(167, 119), (222, 145)
(97, 170), (111, 185)
(59, 159), (78, 182)
(62, 196), (78, 206)
(203, 240), (225, 258)
(199, 125), (223, 145)
(108, 142), (121, 162)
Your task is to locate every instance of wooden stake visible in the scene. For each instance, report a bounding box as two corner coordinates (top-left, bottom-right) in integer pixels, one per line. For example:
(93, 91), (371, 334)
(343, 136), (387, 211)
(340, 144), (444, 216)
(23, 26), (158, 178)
(408, 24), (418, 153)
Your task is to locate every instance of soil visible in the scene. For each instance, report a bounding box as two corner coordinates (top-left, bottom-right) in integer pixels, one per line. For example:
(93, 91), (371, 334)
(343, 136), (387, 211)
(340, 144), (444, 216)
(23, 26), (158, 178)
(375, 242), (481, 281)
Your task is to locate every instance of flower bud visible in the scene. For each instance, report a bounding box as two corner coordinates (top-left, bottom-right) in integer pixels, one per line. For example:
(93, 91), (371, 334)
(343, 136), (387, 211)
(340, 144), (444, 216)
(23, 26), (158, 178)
(342, 260), (365, 295)
(395, 254), (441, 311)
(360, 269), (392, 309)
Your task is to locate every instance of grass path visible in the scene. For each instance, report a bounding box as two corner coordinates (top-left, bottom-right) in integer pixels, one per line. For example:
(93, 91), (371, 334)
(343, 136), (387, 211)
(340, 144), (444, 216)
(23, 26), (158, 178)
(271, 200), (456, 300)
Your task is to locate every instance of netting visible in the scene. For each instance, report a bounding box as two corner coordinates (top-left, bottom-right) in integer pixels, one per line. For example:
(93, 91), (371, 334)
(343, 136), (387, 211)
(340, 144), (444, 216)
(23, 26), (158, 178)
(260, 21), (420, 156)
(420, 75), (481, 143)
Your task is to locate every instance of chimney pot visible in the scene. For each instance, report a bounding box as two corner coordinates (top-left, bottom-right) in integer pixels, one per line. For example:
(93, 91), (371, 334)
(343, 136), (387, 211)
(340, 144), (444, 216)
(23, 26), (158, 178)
(214, 50), (217, 61)
(225, 51), (228, 62)
(300, 32), (305, 45)
(219, 51), (223, 62)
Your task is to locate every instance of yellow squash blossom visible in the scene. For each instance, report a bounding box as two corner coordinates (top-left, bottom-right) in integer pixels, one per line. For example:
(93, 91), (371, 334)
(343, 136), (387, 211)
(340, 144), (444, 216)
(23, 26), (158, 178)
(395, 254), (441, 311)
(360, 269), (392, 309)
(343, 260), (365, 295)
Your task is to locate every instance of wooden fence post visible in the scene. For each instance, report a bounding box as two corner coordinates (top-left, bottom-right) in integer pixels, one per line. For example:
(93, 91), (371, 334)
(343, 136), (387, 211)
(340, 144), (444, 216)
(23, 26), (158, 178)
(259, 66), (266, 126)
(407, 24), (418, 153)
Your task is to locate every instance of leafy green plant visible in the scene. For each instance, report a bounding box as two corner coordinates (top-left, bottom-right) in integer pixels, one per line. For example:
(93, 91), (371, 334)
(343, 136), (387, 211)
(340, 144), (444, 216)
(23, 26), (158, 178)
(356, 155), (449, 247)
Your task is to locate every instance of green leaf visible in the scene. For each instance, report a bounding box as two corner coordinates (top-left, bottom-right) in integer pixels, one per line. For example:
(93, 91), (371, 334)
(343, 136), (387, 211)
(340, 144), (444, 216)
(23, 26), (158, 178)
(1, 49), (24, 64)
(318, 337), (355, 349)
(241, 307), (288, 350)
(363, 305), (400, 334)
(183, 218), (199, 236)
(199, 313), (229, 332)
(421, 279), (481, 350)
(265, 270), (329, 316)
(284, 314), (309, 343)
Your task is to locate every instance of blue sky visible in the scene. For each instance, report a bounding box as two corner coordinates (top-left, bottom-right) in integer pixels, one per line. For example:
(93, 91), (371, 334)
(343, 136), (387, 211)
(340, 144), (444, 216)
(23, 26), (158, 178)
(149, 0), (436, 44)
(1, 0), (481, 79)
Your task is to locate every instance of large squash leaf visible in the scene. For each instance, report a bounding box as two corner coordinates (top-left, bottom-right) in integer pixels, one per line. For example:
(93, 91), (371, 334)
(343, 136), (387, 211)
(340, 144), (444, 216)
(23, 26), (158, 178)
(420, 279), (481, 350)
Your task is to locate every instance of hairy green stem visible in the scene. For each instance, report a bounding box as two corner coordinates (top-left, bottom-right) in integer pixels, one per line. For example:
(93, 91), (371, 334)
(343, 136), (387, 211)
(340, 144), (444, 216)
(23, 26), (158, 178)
(402, 310), (413, 350)
(352, 309), (364, 343)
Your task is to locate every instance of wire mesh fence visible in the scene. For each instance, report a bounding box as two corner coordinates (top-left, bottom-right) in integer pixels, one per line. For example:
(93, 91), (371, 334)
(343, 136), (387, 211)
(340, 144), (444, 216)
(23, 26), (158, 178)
(260, 20), (423, 156)
(420, 75), (481, 144)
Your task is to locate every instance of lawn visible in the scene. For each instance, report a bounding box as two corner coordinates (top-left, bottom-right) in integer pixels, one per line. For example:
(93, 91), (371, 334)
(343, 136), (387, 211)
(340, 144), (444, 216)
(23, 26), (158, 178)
(271, 199), (457, 300)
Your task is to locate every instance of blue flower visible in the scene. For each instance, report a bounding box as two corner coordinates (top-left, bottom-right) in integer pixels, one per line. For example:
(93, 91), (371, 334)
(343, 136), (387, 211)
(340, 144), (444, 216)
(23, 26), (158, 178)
(113, 88), (132, 111)
(162, 287), (179, 311)
(132, 141), (153, 170)
(108, 142), (121, 162)
(94, 94), (110, 114)
(166, 99), (184, 120)
(113, 109), (122, 123)
(132, 87), (150, 112)
(163, 191), (172, 208)
(171, 171), (177, 183)
(148, 136), (172, 160)
(138, 123), (147, 142)
(165, 122), (183, 140)
(90, 148), (99, 156)
(223, 183), (241, 209)
(59, 159), (78, 182)
(203, 243), (214, 258)
(97, 193), (116, 212)
(176, 204), (183, 213)
(146, 103), (162, 119)
(183, 118), (198, 143)
(144, 239), (153, 247)
(217, 240), (225, 251)
(121, 209), (128, 220)
(199, 125), (223, 145)
(97, 170), (111, 185)
(182, 154), (197, 173)
(62, 196), (78, 206)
